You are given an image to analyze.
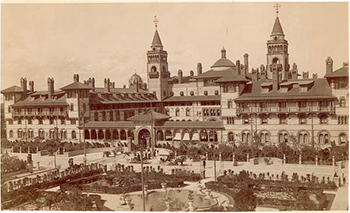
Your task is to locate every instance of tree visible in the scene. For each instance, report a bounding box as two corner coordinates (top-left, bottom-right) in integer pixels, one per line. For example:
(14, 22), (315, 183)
(233, 186), (257, 211)
(1, 153), (27, 173)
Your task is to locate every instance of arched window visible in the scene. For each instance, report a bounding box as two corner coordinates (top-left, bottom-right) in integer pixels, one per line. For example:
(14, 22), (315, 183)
(17, 129), (23, 138)
(318, 131), (330, 145)
(278, 130), (289, 143)
(28, 129), (34, 138)
(9, 130), (13, 138)
(102, 111), (106, 121)
(200, 130), (208, 141)
(60, 129), (67, 139)
(298, 131), (309, 144)
(151, 66), (157, 72)
(242, 130), (251, 143)
(72, 130), (77, 139)
(209, 131), (217, 142)
(38, 129), (45, 139)
(260, 130), (270, 143)
(180, 91), (184, 96)
(190, 91), (194, 96)
(175, 108), (180, 116)
(228, 132), (234, 142)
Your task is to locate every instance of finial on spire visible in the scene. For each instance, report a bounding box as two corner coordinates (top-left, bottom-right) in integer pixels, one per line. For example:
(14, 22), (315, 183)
(153, 16), (159, 30)
(274, 3), (281, 16)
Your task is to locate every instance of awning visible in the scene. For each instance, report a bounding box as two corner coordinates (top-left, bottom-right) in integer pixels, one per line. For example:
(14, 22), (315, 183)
(173, 132), (181, 141)
(183, 132), (190, 141)
(191, 132), (199, 141)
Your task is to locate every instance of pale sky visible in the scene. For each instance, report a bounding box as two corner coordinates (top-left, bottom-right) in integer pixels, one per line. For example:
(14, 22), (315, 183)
(1, 2), (348, 91)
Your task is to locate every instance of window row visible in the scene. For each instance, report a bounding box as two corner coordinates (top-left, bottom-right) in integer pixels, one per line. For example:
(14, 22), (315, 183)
(9, 129), (77, 139)
(8, 118), (78, 125)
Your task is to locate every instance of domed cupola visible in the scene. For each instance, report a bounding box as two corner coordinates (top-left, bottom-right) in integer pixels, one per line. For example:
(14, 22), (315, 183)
(211, 48), (235, 71)
(129, 73), (143, 90)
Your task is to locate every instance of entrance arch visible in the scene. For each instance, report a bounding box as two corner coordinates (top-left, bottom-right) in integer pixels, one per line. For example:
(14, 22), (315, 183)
(138, 129), (151, 147)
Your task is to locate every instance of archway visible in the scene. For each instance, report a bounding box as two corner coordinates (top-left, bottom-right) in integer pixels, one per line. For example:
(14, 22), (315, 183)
(138, 129), (151, 147)
(84, 130), (90, 139)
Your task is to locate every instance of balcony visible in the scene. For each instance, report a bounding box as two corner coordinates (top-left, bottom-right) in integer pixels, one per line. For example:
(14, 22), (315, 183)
(236, 106), (335, 114)
(12, 110), (68, 117)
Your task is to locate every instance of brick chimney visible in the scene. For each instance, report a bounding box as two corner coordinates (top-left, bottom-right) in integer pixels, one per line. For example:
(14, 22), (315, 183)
(47, 78), (54, 99)
(326, 57), (333, 74)
(190, 70), (194, 77)
(291, 63), (298, 80)
(178, 70), (183, 84)
(104, 78), (110, 92)
(302, 72), (309, 79)
(29, 81), (34, 93)
(244, 53), (249, 78)
(73, 74), (79, 82)
(271, 64), (282, 91)
(252, 68), (259, 81)
(236, 60), (241, 76)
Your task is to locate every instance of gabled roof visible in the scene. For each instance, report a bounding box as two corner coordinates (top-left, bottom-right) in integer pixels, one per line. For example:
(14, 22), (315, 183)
(271, 16), (284, 35)
(1, 85), (24, 94)
(324, 66), (349, 78)
(151, 30), (163, 47)
(127, 109), (170, 122)
(168, 75), (194, 84)
(61, 82), (91, 90)
(215, 72), (249, 83)
(89, 92), (159, 105)
(163, 95), (221, 102)
(235, 78), (336, 101)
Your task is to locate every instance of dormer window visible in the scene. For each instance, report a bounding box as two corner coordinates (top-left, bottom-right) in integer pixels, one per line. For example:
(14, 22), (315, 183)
(300, 86), (308, 92)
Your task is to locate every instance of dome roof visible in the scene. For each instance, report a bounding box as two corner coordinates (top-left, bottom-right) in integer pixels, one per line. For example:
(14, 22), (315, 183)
(211, 48), (235, 69)
(129, 73), (143, 86)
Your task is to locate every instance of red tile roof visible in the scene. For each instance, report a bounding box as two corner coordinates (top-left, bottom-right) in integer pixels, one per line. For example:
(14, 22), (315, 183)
(324, 66), (349, 78)
(127, 109), (170, 122)
(235, 78), (336, 101)
(61, 82), (91, 90)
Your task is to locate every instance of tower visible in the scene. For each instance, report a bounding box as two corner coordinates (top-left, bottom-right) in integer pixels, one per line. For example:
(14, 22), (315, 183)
(147, 16), (170, 101)
(266, 4), (290, 80)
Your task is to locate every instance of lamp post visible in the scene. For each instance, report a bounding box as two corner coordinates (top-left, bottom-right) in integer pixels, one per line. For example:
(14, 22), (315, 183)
(140, 135), (147, 211)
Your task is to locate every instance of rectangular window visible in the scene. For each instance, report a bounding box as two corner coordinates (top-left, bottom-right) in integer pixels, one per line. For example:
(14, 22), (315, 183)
(299, 101), (307, 108)
(38, 119), (43, 125)
(227, 117), (234, 124)
(50, 119), (54, 125)
(280, 117), (287, 124)
(261, 117), (268, 125)
(243, 118), (249, 125)
(28, 118), (32, 125)
(70, 104), (74, 111)
(18, 119), (22, 125)
(71, 119), (76, 125)
(8, 119), (13, 125)
(8, 106), (11, 113)
(61, 119), (66, 125)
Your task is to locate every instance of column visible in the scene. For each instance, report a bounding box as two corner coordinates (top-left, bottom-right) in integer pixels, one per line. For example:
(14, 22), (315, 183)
(299, 154), (302, 165)
(315, 155), (318, 165)
(102, 129), (106, 140)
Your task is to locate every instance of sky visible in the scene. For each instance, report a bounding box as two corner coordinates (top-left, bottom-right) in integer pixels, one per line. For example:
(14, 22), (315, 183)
(1, 2), (348, 91)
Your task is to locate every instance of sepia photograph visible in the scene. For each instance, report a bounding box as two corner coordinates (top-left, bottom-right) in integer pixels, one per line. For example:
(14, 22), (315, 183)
(1, 1), (349, 212)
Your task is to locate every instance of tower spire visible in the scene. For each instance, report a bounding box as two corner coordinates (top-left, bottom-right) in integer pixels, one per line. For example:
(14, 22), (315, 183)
(151, 16), (163, 48)
(153, 16), (159, 30)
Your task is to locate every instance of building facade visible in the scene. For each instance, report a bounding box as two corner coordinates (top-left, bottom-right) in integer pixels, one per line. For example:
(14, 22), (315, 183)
(2, 13), (348, 149)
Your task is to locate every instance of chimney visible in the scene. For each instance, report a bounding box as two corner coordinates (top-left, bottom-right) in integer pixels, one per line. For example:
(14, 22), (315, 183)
(47, 78), (54, 99)
(260, 65), (267, 79)
(326, 57), (333, 74)
(236, 60), (241, 76)
(92, 78), (95, 91)
(73, 74), (79, 82)
(252, 68), (259, 81)
(302, 72), (309, 79)
(291, 63), (298, 80)
(312, 73), (318, 79)
(104, 78), (110, 92)
(178, 70), (183, 84)
(244, 53), (249, 78)
(197, 63), (202, 75)
(29, 81), (34, 93)
(190, 70), (194, 77)
(20, 77), (28, 93)
(271, 64), (281, 91)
